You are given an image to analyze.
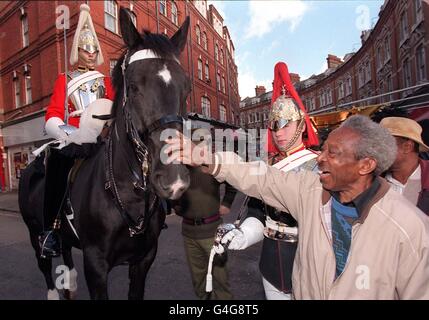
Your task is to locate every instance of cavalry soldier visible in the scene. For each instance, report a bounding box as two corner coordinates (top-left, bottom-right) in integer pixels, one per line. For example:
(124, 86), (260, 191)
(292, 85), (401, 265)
(39, 4), (114, 258)
(217, 62), (319, 299)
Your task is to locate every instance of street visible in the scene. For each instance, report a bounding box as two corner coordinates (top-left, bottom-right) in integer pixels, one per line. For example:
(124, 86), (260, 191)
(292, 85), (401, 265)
(0, 193), (265, 300)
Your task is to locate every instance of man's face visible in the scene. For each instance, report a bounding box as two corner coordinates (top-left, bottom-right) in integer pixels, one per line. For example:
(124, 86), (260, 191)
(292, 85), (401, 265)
(316, 127), (364, 192)
(271, 120), (302, 150)
(390, 136), (412, 170)
(78, 48), (97, 68)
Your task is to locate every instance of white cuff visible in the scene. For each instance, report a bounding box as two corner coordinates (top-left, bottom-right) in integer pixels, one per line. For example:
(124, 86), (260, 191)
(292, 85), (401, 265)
(239, 217), (265, 248)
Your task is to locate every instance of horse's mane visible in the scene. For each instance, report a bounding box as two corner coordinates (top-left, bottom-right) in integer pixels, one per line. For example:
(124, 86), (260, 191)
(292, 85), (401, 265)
(111, 30), (179, 116)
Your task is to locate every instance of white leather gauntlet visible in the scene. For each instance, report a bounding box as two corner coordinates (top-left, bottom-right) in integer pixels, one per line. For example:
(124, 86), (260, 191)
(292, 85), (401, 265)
(221, 217), (265, 251)
(45, 117), (68, 140)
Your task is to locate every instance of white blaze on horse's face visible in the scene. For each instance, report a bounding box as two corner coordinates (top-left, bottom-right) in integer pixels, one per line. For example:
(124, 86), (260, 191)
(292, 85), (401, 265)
(158, 64), (172, 85)
(169, 174), (188, 200)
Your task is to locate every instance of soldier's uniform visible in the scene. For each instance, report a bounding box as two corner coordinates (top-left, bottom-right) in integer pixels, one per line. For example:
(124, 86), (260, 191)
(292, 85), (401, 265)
(40, 4), (114, 258)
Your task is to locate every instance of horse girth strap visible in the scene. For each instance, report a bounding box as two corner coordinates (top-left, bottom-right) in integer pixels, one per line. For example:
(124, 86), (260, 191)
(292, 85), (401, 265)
(104, 136), (158, 237)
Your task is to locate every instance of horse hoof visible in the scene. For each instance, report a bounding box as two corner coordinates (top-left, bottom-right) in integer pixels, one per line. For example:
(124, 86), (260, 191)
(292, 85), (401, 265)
(63, 289), (78, 300)
(47, 289), (60, 300)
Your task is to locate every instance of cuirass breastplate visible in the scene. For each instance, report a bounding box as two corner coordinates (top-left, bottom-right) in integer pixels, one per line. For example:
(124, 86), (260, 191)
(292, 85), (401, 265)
(68, 70), (106, 111)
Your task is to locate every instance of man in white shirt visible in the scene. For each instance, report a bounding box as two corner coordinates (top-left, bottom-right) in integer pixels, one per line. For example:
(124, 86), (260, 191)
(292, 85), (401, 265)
(381, 117), (429, 215)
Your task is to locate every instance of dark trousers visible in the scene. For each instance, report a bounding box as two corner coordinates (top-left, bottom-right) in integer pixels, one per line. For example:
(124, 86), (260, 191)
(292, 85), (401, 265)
(183, 235), (233, 300)
(42, 148), (74, 231)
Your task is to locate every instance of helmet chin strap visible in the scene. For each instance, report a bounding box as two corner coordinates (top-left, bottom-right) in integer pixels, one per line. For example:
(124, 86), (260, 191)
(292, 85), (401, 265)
(275, 117), (305, 153)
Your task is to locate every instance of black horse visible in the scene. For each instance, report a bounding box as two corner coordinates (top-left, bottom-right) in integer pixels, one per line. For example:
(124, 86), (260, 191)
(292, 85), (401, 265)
(18, 8), (191, 300)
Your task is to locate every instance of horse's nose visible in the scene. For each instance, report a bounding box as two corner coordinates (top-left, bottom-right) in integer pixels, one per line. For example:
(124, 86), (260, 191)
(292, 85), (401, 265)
(153, 173), (189, 200)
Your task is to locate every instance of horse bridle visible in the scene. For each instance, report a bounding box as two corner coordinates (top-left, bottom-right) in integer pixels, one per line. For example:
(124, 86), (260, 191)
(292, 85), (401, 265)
(121, 49), (185, 190)
(105, 49), (185, 237)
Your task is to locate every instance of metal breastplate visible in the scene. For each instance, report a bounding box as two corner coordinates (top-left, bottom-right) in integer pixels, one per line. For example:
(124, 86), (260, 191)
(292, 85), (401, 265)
(68, 70), (106, 112)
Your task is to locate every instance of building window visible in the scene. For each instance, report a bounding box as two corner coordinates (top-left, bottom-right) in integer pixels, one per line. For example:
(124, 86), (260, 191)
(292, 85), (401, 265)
(159, 0), (167, 16)
(104, 0), (118, 33)
(201, 96), (211, 117)
(400, 11), (408, 42)
(171, 2), (178, 25)
(14, 76), (21, 108)
(220, 49), (224, 65)
(219, 105), (226, 122)
(21, 13), (29, 48)
(327, 88), (332, 104)
(414, 0), (422, 24)
(377, 46), (383, 70)
(346, 76), (352, 96)
(204, 62), (210, 81)
(403, 58), (412, 95)
(338, 81), (344, 99)
(221, 76), (226, 93)
(416, 44), (426, 82)
(358, 67), (364, 88)
(384, 36), (391, 62)
(197, 59), (203, 80)
(196, 25), (201, 45)
(365, 62), (371, 83)
(216, 73), (221, 91)
(110, 59), (117, 76)
(202, 32), (208, 51)
(215, 44), (219, 61)
(25, 76), (32, 105)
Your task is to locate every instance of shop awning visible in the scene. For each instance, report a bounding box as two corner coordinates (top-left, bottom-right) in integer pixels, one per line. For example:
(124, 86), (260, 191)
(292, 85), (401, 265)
(310, 104), (384, 129)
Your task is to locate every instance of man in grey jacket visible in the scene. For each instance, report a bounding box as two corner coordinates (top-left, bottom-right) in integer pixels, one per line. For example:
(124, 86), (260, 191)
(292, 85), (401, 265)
(164, 115), (429, 299)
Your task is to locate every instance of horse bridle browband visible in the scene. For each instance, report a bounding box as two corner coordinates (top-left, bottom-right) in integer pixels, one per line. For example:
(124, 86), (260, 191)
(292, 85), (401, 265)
(105, 49), (185, 237)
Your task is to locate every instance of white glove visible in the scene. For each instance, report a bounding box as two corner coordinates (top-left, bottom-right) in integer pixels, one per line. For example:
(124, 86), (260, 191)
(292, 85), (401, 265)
(214, 217), (265, 253)
(45, 117), (68, 140)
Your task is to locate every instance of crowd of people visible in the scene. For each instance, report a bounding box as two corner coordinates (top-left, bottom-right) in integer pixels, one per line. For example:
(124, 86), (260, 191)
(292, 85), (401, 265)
(39, 4), (429, 300)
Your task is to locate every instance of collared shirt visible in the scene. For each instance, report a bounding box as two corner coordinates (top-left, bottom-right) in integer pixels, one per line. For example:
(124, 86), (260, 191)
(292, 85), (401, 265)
(386, 165), (421, 205)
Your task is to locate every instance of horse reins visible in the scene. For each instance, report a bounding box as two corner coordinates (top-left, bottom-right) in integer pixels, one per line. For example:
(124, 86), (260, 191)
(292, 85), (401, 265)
(105, 49), (185, 237)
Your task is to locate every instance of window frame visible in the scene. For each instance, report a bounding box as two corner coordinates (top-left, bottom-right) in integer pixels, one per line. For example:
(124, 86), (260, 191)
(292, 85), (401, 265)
(159, 0), (167, 16)
(21, 14), (29, 48)
(171, 2), (178, 25)
(25, 76), (32, 105)
(104, 0), (118, 33)
(14, 77), (21, 108)
(197, 59), (203, 80)
(201, 96), (211, 118)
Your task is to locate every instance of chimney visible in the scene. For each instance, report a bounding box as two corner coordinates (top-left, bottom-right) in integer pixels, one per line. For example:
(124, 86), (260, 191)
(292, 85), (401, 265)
(289, 73), (301, 84)
(255, 85), (266, 97)
(326, 54), (342, 69)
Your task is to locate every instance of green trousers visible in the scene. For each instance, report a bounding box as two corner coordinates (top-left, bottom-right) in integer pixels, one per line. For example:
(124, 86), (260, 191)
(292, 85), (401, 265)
(183, 235), (233, 300)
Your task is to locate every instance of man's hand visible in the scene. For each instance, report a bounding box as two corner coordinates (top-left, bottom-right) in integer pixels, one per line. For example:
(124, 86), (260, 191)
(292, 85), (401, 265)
(219, 205), (230, 216)
(163, 131), (211, 167)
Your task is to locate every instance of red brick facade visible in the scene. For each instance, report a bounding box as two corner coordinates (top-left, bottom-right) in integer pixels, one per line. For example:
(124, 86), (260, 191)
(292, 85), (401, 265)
(0, 0), (239, 190)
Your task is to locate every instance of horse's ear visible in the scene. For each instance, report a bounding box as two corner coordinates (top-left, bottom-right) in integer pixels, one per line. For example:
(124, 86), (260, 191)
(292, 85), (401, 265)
(119, 7), (140, 48)
(170, 16), (190, 53)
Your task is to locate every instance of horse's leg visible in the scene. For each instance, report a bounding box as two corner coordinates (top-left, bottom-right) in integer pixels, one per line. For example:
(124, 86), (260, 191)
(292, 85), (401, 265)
(128, 211), (165, 300)
(61, 244), (78, 300)
(29, 232), (59, 300)
(83, 248), (109, 300)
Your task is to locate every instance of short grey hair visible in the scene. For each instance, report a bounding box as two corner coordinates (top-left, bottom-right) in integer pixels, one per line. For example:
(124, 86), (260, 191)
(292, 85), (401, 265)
(340, 115), (397, 176)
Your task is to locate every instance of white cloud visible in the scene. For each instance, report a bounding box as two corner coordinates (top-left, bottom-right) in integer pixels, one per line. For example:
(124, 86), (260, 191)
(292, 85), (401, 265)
(245, 0), (310, 39)
(238, 70), (272, 99)
(261, 40), (281, 57)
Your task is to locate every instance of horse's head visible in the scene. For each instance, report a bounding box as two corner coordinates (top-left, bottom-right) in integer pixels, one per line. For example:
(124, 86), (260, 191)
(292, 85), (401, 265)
(112, 7), (191, 200)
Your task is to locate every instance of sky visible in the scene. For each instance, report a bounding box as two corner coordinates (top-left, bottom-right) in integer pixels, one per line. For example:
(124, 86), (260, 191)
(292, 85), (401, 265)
(207, 0), (385, 99)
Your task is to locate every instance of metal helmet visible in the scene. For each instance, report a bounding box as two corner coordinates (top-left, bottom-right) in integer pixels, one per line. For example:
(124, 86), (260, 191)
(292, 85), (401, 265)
(268, 94), (304, 131)
(78, 24), (98, 54)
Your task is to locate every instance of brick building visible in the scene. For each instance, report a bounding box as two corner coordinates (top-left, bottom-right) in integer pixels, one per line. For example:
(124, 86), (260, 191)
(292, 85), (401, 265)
(0, 0), (240, 190)
(240, 0), (429, 131)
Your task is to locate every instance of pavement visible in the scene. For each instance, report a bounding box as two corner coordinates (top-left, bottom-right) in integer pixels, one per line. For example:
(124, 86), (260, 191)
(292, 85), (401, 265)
(0, 191), (19, 213)
(0, 190), (265, 300)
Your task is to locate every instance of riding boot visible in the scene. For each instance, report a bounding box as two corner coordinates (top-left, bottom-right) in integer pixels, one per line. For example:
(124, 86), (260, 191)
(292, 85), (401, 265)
(40, 148), (74, 258)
